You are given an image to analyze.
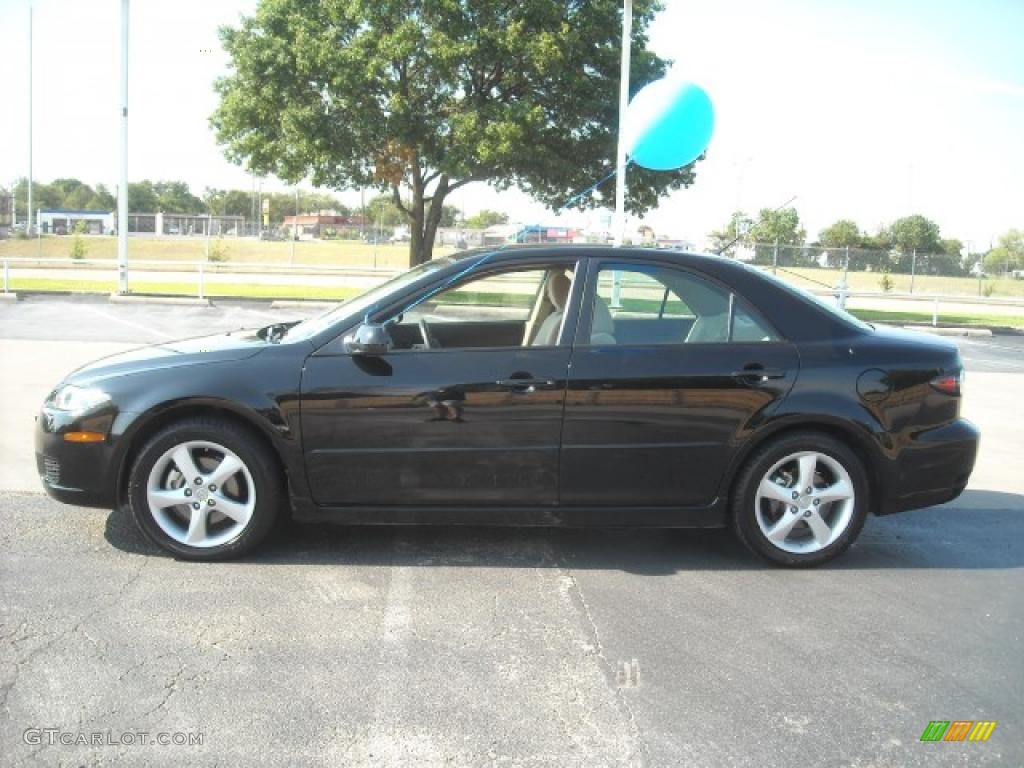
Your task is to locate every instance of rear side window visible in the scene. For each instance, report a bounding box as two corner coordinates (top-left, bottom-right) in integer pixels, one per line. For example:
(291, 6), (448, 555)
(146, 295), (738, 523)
(587, 264), (778, 345)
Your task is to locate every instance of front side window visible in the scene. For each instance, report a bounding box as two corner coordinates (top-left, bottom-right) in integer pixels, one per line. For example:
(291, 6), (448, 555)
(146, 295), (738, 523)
(586, 264), (778, 346)
(387, 266), (577, 350)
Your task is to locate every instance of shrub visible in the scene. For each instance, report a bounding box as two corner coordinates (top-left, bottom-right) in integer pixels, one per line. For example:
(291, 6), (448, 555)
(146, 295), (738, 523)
(69, 221), (88, 260)
(982, 282), (995, 297)
(879, 269), (893, 293)
(208, 237), (229, 263)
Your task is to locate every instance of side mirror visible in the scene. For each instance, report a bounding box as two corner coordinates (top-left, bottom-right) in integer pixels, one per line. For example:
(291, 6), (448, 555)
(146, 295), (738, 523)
(343, 322), (393, 356)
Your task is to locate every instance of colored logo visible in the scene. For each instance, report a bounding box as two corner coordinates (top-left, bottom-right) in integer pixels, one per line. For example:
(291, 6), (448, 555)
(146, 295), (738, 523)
(920, 721), (997, 742)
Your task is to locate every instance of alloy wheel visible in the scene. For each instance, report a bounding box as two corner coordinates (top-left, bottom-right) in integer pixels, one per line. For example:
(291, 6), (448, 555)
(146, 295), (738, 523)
(754, 450), (856, 555)
(145, 440), (256, 548)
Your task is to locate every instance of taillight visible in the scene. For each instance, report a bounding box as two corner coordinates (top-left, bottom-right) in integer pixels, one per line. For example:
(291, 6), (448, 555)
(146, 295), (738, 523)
(930, 369), (962, 396)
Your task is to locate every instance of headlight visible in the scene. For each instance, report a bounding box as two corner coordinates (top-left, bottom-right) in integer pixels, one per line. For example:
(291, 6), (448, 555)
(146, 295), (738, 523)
(48, 385), (111, 414)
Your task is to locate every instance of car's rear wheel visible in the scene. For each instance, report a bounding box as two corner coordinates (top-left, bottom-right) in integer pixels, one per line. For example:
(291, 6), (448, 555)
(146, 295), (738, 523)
(731, 431), (868, 567)
(127, 417), (281, 560)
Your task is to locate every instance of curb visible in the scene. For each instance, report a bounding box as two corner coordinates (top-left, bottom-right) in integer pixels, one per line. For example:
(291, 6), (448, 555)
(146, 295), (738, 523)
(0, 292), (18, 302)
(269, 300), (336, 309)
(902, 325), (994, 338)
(109, 293), (211, 306)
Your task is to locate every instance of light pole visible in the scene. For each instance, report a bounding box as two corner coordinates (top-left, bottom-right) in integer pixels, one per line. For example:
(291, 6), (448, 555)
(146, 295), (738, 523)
(117, 0), (130, 293)
(27, 1), (33, 236)
(612, 0), (632, 248)
(290, 187), (299, 265)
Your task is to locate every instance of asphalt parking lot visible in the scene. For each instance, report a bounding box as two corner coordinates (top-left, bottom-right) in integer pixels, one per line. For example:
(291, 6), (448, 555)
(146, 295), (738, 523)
(1, 295), (1022, 767)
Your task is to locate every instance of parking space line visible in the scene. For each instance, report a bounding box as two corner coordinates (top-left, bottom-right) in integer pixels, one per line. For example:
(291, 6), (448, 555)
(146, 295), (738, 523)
(83, 306), (173, 340)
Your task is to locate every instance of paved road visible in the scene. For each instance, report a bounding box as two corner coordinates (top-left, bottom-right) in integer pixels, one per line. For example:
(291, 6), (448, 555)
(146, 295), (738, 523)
(1, 296), (1022, 767)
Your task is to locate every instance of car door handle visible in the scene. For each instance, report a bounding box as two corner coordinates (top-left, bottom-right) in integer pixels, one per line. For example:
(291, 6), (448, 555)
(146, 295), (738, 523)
(496, 378), (556, 393)
(732, 366), (787, 384)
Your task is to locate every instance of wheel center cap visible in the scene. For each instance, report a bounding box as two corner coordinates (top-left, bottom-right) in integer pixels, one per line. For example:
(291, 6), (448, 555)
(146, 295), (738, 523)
(195, 487), (209, 502)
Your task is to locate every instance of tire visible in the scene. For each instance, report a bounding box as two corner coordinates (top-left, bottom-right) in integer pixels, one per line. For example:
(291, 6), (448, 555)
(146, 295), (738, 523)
(730, 431), (868, 567)
(127, 417), (282, 560)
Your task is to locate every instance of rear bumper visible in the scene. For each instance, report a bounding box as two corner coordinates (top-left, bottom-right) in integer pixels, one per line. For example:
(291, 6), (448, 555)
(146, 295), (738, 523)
(877, 418), (979, 515)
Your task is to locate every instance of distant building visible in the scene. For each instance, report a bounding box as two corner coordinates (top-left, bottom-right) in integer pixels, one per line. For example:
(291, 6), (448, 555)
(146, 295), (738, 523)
(282, 214), (366, 239)
(39, 208), (115, 235)
(483, 224), (523, 245)
(511, 224), (579, 244)
(436, 228), (485, 248)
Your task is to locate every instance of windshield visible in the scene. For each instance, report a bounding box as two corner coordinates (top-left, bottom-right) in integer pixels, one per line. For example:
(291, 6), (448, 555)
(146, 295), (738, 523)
(285, 258), (455, 341)
(754, 266), (873, 332)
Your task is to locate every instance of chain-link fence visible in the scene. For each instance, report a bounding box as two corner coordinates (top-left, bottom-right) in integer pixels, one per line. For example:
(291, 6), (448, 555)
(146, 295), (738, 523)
(728, 241), (971, 276)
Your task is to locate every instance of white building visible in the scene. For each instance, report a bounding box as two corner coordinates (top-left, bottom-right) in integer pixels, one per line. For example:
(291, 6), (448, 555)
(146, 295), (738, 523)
(39, 208), (115, 235)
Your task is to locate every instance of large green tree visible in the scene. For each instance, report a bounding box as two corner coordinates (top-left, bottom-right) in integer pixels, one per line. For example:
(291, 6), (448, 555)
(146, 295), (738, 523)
(818, 219), (862, 249)
(465, 209), (510, 228)
(212, 0), (699, 266)
(984, 229), (1024, 274)
(884, 214), (943, 272)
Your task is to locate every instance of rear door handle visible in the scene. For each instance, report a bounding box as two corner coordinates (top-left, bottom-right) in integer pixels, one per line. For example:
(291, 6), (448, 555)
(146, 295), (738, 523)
(496, 378), (556, 394)
(732, 367), (787, 384)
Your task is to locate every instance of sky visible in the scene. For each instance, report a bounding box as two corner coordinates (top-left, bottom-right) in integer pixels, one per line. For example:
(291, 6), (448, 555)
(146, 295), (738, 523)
(1, 0), (1022, 248)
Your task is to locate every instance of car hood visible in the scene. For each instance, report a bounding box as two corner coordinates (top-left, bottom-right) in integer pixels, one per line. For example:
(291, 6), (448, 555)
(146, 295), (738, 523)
(64, 329), (270, 386)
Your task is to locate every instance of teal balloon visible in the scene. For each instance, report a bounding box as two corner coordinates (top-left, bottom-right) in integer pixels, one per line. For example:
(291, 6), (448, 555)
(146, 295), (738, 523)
(624, 78), (715, 171)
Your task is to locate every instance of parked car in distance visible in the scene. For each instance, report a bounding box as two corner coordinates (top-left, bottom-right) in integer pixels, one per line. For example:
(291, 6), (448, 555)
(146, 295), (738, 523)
(35, 246), (978, 565)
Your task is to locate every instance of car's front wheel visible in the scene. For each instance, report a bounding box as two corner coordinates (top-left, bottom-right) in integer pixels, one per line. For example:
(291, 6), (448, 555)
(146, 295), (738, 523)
(731, 431), (868, 567)
(127, 417), (282, 560)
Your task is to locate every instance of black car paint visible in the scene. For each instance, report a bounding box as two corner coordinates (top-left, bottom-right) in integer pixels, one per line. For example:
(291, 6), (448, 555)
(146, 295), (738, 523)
(35, 247), (978, 527)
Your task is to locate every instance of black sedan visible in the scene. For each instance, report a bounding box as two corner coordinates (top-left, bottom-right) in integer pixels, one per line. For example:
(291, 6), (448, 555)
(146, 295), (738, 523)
(36, 247), (979, 566)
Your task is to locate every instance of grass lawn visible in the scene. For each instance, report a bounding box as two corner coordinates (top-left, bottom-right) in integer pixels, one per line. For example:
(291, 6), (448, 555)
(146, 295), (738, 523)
(849, 308), (1024, 329)
(772, 266), (1024, 298)
(9, 277), (361, 302)
(0, 235), (451, 270)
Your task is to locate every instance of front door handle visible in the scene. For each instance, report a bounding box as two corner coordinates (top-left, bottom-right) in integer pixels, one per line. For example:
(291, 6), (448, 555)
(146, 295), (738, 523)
(732, 366), (787, 384)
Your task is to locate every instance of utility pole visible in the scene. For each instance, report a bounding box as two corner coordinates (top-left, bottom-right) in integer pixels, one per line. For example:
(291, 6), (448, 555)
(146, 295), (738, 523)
(117, 0), (130, 293)
(772, 237), (779, 275)
(910, 248), (917, 294)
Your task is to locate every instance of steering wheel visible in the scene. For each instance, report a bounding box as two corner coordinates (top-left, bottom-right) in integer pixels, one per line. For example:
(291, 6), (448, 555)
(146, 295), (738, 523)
(418, 318), (438, 349)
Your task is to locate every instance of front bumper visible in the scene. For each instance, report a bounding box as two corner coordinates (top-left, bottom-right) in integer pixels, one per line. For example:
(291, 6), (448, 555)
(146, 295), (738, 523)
(34, 407), (121, 509)
(877, 417), (979, 515)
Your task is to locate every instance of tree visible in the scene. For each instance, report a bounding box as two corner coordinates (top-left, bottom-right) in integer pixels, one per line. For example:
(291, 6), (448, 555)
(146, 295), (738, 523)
(747, 207), (805, 265)
(465, 209), (510, 228)
(127, 181), (159, 213)
(154, 181), (204, 214)
(884, 214), (943, 272)
(819, 219), (862, 249)
(709, 211), (754, 254)
(984, 229), (1024, 274)
(750, 207), (805, 246)
(212, 0), (700, 266)
(365, 194), (408, 228)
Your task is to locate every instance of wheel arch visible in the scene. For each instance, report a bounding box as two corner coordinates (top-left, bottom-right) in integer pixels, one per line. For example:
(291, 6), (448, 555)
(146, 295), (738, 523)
(114, 399), (292, 509)
(720, 417), (884, 514)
